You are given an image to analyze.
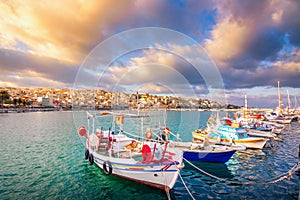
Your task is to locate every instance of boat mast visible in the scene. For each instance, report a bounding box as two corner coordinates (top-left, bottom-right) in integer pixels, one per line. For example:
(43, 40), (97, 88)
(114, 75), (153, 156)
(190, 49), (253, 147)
(287, 90), (291, 114)
(137, 91), (139, 115)
(244, 94), (248, 118)
(278, 81), (283, 114)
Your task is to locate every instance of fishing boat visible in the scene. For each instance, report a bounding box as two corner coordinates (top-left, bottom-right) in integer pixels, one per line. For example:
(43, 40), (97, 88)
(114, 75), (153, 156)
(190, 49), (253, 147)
(255, 120), (285, 134)
(192, 120), (269, 150)
(247, 129), (276, 138)
(268, 115), (293, 124)
(170, 140), (245, 163)
(78, 111), (184, 191)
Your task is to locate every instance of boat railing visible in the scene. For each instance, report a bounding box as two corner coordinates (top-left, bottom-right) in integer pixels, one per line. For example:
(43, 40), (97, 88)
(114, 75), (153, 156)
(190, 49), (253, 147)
(122, 130), (144, 141)
(123, 130), (174, 145)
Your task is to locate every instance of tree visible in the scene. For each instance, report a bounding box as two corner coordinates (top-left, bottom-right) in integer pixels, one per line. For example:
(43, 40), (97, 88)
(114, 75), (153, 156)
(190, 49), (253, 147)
(0, 90), (10, 107)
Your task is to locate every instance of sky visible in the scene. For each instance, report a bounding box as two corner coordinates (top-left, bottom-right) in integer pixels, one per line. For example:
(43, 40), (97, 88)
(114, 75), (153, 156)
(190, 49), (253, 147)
(0, 0), (300, 108)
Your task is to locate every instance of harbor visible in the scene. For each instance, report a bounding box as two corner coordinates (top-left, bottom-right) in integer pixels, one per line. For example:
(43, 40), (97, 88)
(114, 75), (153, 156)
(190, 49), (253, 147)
(1, 1), (300, 199)
(1, 110), (299, 199)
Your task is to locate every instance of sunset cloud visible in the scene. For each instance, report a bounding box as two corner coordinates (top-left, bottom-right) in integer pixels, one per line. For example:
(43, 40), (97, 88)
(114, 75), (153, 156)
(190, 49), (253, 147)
(0, 0), (133, 64)
(0, 0), (299, 108)
(204, 18), (252, 64)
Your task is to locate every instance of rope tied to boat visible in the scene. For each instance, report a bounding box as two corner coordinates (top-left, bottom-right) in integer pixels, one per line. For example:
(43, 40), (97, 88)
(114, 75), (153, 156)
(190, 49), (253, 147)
(183, 158), (300, 185)
(175, 162), (196, 200)
(267, 162), (300, 184)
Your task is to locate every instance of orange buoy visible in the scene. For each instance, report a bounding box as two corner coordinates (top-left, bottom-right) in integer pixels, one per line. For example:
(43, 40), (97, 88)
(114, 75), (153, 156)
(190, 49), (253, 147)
(100, 111), (110, 115)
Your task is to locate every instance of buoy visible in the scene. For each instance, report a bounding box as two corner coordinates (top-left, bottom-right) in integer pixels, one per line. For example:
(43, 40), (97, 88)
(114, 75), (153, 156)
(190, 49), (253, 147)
(78, 126), (87, 137)
(100, 111), (110, 115)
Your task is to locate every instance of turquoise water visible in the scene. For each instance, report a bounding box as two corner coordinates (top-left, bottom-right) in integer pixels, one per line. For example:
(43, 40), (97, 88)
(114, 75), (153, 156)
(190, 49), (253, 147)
(0, 111), (299, 199)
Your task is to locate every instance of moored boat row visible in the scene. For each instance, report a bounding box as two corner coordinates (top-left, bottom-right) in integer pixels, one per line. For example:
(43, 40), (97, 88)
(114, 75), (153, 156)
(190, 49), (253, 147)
(192, 119), (269, 150)
(77, 108), (299, 195)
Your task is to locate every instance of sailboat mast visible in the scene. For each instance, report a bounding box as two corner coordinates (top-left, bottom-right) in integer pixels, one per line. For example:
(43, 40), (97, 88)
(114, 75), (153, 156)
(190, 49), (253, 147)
(137, 91), (139, 115)
(244, 94), (248, 118)
(278, 81), (282, 113)
(287, 90), (291, 114)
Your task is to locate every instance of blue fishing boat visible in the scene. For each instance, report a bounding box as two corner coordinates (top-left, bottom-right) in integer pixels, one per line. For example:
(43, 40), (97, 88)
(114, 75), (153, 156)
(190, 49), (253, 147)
(171, 141), (244, 163)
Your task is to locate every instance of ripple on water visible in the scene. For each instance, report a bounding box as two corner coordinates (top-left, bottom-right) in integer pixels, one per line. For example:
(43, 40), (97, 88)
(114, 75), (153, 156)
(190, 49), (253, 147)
(1, 111), (300, 199)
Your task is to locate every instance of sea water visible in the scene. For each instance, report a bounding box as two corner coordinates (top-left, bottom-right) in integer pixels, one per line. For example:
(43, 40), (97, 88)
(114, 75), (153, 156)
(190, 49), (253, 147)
(0, 111), (299, 199)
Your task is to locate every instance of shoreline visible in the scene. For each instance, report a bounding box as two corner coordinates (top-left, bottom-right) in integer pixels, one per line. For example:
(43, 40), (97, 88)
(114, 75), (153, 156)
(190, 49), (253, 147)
(0, 107), (273, 114)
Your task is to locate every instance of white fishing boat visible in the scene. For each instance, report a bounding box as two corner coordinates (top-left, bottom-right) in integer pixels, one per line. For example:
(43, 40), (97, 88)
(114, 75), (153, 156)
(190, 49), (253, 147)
(258, 121), (285, 134)
(269, 116), (293, 124)
(78, 111), (184, 191)
(247, 129), (276, 138)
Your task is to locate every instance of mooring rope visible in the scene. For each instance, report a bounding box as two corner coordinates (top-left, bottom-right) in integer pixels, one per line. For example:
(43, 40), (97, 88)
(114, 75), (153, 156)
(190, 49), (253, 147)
(183, 158), (300, 185)
(177, 168), (196, 200)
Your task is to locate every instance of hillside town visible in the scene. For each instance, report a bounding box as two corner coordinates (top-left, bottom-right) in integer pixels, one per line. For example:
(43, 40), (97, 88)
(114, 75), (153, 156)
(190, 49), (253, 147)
(0, 87), (240, 112)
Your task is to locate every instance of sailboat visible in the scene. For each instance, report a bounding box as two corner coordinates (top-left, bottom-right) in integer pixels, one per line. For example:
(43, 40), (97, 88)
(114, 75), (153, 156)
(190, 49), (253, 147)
(227, 95), (278, 136)
(265, 81), (294, 124)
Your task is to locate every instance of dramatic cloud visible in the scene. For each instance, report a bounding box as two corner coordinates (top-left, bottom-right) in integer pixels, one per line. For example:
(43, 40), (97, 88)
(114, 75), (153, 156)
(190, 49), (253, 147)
(0, 48), (78, 87)
(0, 0), (134, 64)
(202, 0), (300, 106)
(96, 47), (208, 97)
(204, 18), (252, 64)
(0, 0), (299, 107)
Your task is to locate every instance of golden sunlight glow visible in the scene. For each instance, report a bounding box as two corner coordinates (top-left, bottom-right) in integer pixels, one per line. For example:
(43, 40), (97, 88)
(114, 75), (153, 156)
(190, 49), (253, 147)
(204, 18), (251, 63)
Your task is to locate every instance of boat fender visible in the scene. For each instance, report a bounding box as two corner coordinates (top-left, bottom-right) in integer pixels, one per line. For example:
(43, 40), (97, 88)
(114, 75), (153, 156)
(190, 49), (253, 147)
(85, 149), (89, 160)
(145, 129), (152, 140)
(88, 153), (94, 165)
(103, 161), (113, 175)
(141, 144), (152, 163)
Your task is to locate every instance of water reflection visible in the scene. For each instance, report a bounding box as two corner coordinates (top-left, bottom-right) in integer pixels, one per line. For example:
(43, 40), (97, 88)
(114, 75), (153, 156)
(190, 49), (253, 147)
(183, 161), (234, 179)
